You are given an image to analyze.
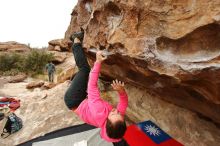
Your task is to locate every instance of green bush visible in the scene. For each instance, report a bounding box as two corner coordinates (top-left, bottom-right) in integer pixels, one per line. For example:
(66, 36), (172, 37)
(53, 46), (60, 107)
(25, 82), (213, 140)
(0, 69), (20, 76)
(0, 50), (54, 75)
(24, 49), (54, 74)
(0, 53), (24, 72)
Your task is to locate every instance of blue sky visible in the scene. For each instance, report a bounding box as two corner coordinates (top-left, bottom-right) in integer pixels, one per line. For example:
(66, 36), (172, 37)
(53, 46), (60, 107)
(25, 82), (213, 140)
(0, 0), (77, 48)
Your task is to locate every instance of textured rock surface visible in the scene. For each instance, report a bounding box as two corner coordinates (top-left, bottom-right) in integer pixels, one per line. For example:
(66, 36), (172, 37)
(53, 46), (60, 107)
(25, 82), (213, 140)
(56, 67), (76, 83)
(56, 52), (76, 83)
(0, 41), (30, 52)
(49, 51), (68, 64)
(48, 39), (72, 51)
(65, 0), (220, 124)
(26, 81), (44, 89)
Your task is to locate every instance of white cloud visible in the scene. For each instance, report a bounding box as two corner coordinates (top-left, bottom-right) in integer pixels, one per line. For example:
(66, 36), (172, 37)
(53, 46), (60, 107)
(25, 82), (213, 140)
(0, 0), (77, 48)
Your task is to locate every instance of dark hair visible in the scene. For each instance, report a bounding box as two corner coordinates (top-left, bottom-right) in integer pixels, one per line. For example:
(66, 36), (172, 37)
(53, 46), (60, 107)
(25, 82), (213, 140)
(106, 118), (127, 139)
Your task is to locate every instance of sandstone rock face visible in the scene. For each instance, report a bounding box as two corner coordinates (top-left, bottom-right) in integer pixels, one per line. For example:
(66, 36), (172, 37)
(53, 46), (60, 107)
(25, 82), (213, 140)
(49, 51), (68, 64)
(56, 53), (76, 83)
(0, 41), (30, 52)
(56, 67), (76, 83)
(48, 39), (72, 51)
(65, 0), (220, 124)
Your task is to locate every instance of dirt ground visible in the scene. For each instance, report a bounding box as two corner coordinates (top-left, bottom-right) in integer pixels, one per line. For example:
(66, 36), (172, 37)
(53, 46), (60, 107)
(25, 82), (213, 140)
(0, 77), (9, 96)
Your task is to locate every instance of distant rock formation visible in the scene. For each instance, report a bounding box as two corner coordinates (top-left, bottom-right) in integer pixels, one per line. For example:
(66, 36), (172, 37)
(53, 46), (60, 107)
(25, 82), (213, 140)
(65, 0), (220, 124)
(0, 41), (30, 52)
(46, 38), (76, 84)
(48, 39), (72, 52)
(48, 51), (68, 64)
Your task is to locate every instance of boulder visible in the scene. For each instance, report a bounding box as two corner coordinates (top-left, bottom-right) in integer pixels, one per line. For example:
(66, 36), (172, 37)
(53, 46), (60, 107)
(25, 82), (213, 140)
(49, 51), (67, 64)
(48, 39), (72, 51)
(42, 82), (57, 89)
(56, 67), (76, 83)
(65, 0), (220, 124)
(55, 52), (76, 83)
(47, 45), (54, 51)
(26, 81), (44, 89)
(8, 74), (27, 83)
(54, 46), (61, 51)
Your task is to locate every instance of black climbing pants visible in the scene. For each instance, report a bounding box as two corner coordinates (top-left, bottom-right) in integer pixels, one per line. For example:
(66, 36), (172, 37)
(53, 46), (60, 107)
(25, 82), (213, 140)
(64, 43), (90, 109)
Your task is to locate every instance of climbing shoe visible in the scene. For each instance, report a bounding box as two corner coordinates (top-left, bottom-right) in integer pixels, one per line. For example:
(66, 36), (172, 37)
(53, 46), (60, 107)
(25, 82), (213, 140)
(69, 28), (84, 42)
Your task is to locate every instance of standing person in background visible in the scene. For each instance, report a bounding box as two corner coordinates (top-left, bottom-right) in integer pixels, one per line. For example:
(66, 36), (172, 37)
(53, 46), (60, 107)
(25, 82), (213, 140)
(45, 61), (56, 82)
(64, 29), (128, 143)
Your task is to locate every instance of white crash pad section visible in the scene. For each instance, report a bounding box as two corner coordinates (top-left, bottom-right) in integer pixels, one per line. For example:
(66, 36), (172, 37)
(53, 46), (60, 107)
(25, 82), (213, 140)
(74, 140), (87, 146)
(32, 128), (113, 146)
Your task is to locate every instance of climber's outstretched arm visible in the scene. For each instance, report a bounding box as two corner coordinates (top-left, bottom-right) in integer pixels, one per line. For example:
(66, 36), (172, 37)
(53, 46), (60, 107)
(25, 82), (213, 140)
(111, 80), (128, 116)
(87, 51), (107, 113)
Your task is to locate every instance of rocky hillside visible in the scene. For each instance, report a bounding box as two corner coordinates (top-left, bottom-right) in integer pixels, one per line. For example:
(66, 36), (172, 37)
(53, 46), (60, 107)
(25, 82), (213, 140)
(65, 0), (220, 125)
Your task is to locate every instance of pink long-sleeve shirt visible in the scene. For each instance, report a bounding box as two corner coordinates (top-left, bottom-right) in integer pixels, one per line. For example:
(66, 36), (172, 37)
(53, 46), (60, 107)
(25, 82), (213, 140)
(75, 61), (128, 142)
